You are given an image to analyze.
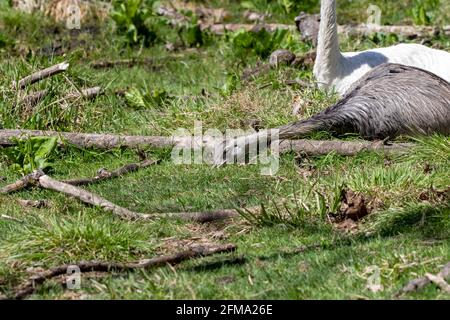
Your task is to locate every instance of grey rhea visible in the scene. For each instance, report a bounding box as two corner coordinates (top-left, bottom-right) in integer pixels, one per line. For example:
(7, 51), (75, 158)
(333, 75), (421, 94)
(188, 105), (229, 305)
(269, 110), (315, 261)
(216, 63), (450, 164)
(280, 63), (450, 140)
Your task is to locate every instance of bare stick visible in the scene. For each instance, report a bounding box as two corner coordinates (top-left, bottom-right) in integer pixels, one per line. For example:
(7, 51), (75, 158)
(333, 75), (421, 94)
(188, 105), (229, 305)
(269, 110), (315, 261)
(38, 173), (150, 220)
(41, 173), (239, 222)
(64, 86), (103, 100)
(12, 243), (236, 300)
(201, 23), (295, 34)
(425, 273), (450, 293)
(338, 24), (445, 39)
(0, 160), (156, 195)
(19, 90), (48, 107)
(0, 214), (23, 223)
(17, 199), (50, 209)
(13, 62), (70, 90)
(279, 139), (413, 156)
(0, 130), (413, 155)
(159, 209), (239, 223)
(90, 58), (155, 69)
(198, 22), (448, 38)
(397, 262), (450, 296)
(4, 170), (239, 222)
(0, 171), (42, 194)
(63, 159), (157, 186)
(284, 79), (314, 88)
(0, 129), (179, 149)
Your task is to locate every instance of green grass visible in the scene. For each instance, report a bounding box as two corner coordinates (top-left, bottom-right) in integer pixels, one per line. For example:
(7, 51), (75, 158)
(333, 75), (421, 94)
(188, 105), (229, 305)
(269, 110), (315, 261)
(0, 0), (449, 300)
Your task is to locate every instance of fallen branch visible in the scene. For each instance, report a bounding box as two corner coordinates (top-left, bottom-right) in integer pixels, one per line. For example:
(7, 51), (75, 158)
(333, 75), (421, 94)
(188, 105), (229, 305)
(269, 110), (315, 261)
(284, 79), (315, 88)
(18, 199), (50, 209)
(0, 159), (157, 193)
(64, 86), (103, 100)
(0, 129), (178, 149)
(38, 172), (152, 220)
(157, 3), (450, 38)
(12, 243), (236, 300)
(41, 173), (239, 222)
(0, 214), (23, 223)
(242, 51), (316, 81)
(425, 273), (450, 293)
(338, 24), (446, 39)
(200, 23), (295, 34)
(0, 171), (41, 195)
(19, 90), (48, 108)
(198, 22), (449, 38)
(90, 58), (155, 69)
(0, 130), (414, 155)
(279, 139), (413, 156)
(397, 262), (450, 296)
(13, 62), (69, 90)
(63, 159), (157, 186)
(1, 170), (239, 222)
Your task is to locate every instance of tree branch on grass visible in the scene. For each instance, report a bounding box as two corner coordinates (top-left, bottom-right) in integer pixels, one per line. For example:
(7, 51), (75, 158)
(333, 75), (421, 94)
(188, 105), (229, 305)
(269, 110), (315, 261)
(19, 90), (48, 108)
(425, 273), (450, 293)
(0, 129), (413, 155)
(0, 214), (23, 223)
(1, 160), (157, 194)
(90, 58), (156, 69)
(279, 139), (413, 156)
(19, 86), (103, 112)
(40, 172), (239, 222)
(1, 170), (240, 222)
(397, 262), (450, 296)
(39, 172), (153, 220)
(63, 159), (157, 186)
(0, 129), (179, 149)
(197, 22), (449, 38)
(0, 171), (42, 195)
(13, 62), (69, 90)
(18, 199), (50, 209)
(64, 86), (104, 100)
(11, 243), (237, 300)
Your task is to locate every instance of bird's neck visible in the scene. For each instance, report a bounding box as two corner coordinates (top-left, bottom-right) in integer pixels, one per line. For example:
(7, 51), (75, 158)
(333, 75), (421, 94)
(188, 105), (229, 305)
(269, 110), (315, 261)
(315, 0), (344, 80)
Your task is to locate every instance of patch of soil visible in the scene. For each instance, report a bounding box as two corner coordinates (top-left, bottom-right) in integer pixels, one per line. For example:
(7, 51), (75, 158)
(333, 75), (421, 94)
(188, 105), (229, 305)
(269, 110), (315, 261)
(329, 189), (383, 233)
(418, 186), (450, 203)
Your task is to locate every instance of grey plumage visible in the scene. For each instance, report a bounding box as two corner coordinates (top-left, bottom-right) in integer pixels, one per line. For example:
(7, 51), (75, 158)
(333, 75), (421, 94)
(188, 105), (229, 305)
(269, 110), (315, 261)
(216, 63), (449, 165)
(279, 63), (450, 140)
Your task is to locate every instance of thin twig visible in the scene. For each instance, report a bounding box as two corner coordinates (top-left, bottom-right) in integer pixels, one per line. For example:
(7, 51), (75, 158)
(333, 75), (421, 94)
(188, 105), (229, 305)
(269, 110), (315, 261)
(89, 58), (155, 69)
(64, 86), (103, 100)
(13, 62), (69, 89)
(1, 170), (239, 222)
(397, 262), (450, 296)
(19, 90), (48, 108)
(425, 273), (450, 293)
(0, 171), (41, 195)
(63, 159), (157, 186)
(12, 243), (237, 300)
(17, 199), (50, 209)
(0, 214), (23, 223)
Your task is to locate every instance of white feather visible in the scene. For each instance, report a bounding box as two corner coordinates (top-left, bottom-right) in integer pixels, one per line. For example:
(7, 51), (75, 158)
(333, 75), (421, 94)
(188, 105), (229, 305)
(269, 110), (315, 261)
(314, 0), (450, 96)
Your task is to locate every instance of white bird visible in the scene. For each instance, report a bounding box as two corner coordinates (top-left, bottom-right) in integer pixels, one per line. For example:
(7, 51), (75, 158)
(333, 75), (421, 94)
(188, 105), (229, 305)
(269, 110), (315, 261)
(314, 0), (450, 96)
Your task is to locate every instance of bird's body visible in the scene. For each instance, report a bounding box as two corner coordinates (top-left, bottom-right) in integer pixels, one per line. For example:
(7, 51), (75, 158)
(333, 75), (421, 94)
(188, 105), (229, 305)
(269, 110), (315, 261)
(314, 0), (450, 96)
(282, 63), (450, 140)
(217, 63), (450, 164)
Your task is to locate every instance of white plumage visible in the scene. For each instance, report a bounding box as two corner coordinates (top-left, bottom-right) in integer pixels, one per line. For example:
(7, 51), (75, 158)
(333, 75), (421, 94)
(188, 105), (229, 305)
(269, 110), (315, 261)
(314, 0), (450, 96)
